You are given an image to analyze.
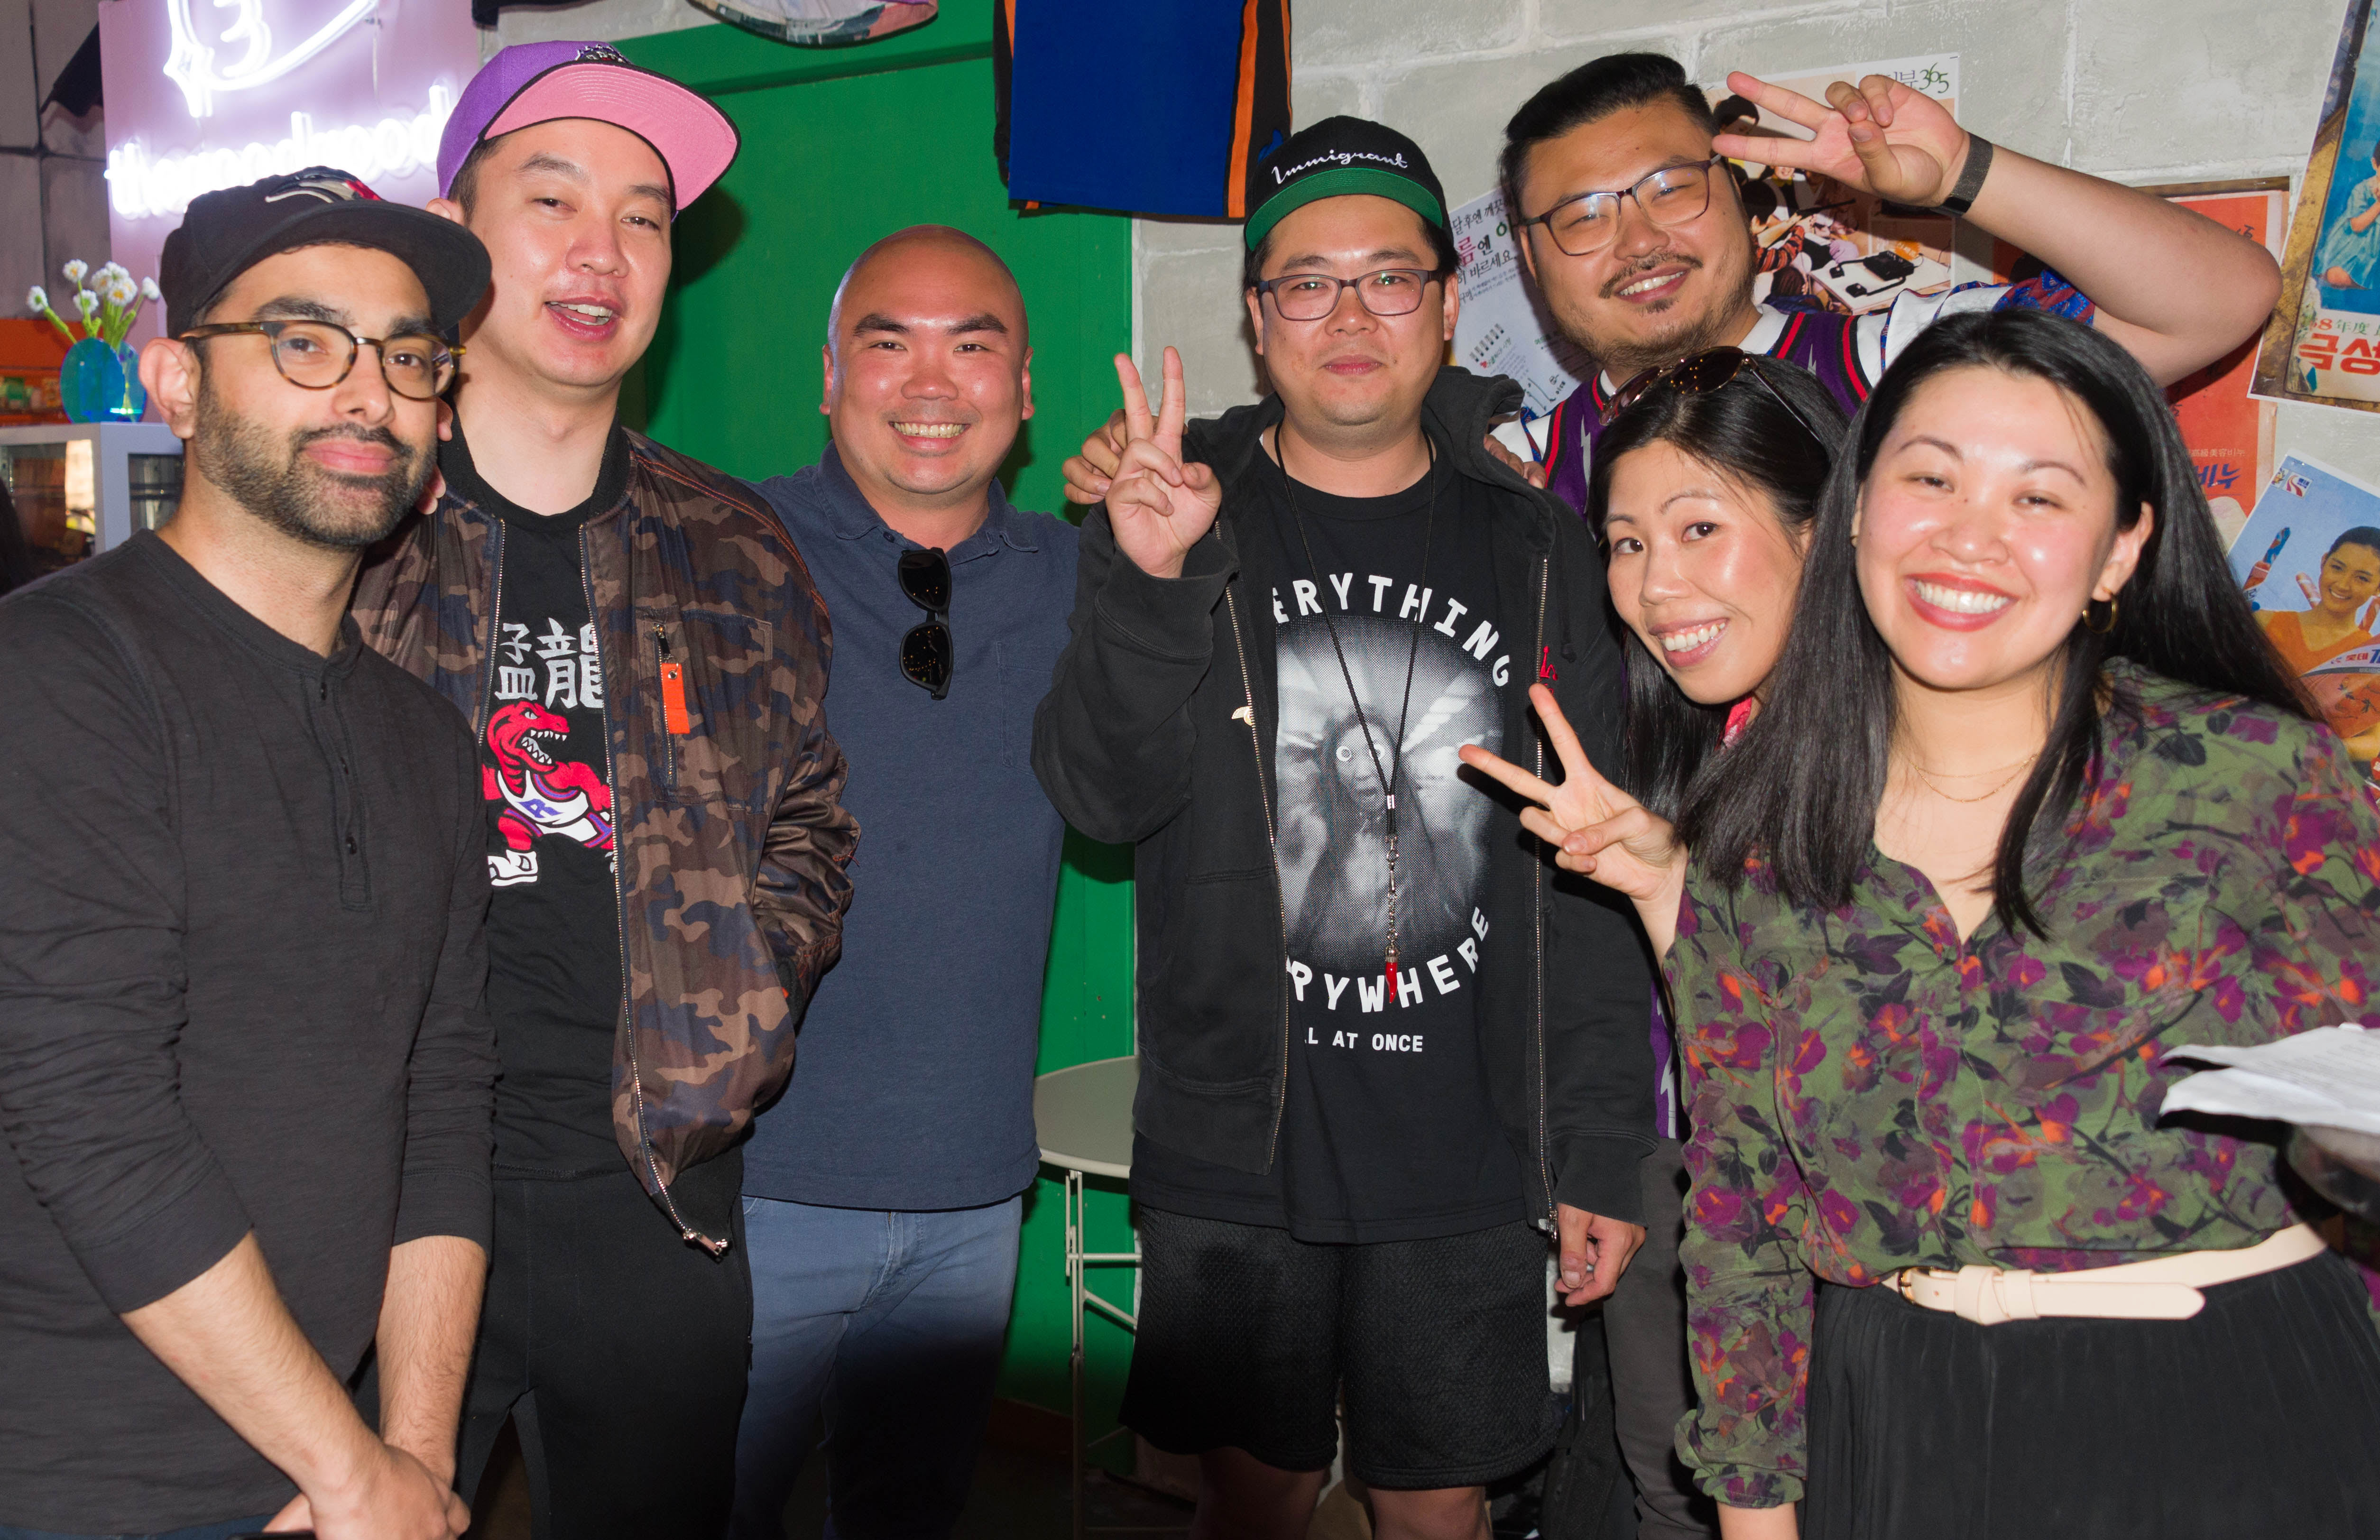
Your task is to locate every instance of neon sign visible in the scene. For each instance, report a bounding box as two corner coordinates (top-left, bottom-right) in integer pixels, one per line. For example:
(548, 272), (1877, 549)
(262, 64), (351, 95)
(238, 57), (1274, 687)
(108, 86), (455, 221)
(165, 0), (382, 118)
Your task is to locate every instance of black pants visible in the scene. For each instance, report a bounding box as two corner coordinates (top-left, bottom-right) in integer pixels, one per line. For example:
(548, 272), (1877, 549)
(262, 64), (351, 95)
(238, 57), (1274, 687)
(1600, 1140), (1716, 1539)
(457, 1153), (752, 1540)
(1804, 1248), (2380, 1540)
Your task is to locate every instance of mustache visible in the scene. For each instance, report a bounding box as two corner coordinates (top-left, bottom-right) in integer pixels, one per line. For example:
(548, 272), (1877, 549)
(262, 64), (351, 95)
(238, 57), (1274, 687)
(291, 423), (415, 474)
(1600, 251), (1703, 300)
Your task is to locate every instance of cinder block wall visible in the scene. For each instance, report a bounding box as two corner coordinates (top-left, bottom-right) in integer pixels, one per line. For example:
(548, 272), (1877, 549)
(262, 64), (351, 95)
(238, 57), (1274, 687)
(1135, 0), (2380, 481)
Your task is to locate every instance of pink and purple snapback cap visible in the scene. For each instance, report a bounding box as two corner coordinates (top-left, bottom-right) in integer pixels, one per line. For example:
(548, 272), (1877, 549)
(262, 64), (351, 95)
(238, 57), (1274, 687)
(436, 41), (740, 216)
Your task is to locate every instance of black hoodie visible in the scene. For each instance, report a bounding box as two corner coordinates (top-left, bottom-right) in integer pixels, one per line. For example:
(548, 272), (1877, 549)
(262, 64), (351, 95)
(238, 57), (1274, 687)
(1031, 367), (1657, 1227)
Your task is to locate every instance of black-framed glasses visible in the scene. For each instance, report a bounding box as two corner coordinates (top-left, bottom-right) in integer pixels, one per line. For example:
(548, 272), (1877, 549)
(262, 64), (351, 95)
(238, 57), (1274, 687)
(897, 546), (952, 700)
(1252, 267), (1446, 322)
(1600, 347), (1834, 449)
(1519, 155), (1730, 258)
(177, 319), (462, 401)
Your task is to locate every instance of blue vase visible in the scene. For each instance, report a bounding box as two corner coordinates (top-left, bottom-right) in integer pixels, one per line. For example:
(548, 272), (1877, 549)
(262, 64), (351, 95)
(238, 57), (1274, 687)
(60, 337), (145, 423)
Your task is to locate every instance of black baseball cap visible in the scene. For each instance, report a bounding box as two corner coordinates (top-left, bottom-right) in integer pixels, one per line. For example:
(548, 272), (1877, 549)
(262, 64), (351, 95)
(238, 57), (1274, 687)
(1244, 117), (1448, 251)
(161, 166), (493, 337)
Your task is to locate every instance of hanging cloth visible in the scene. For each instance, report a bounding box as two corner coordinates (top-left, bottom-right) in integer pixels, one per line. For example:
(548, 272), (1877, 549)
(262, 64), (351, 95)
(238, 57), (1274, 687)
(996, 0), (1289, 216)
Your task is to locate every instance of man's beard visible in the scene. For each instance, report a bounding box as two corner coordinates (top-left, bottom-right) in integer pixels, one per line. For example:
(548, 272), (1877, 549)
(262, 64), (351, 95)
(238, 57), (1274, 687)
(1556, 244), (1757, 382)
(192, 377), (432, 551)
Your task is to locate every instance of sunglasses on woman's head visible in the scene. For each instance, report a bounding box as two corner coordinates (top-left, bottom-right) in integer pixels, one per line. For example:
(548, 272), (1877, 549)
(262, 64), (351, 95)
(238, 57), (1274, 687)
(1601, 346), (1834, 449)
(898, 546), (953, 700)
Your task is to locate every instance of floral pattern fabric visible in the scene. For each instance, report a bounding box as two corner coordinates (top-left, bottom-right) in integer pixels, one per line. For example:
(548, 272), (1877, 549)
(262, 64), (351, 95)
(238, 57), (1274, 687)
(1667, 660), (2380, 1507)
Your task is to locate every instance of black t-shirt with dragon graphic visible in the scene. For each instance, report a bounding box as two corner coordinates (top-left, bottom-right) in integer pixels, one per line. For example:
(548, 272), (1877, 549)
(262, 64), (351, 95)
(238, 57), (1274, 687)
(447, 424), (629, 1178)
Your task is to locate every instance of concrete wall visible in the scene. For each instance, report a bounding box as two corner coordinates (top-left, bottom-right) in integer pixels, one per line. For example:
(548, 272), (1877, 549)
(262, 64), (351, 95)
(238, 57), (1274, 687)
(3, 0), (106, 312)
(1136, 0), (2380, 482)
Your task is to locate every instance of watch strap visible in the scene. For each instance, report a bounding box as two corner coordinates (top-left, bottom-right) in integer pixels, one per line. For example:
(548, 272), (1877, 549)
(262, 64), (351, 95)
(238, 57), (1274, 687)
(1934, 133), (1994, 216)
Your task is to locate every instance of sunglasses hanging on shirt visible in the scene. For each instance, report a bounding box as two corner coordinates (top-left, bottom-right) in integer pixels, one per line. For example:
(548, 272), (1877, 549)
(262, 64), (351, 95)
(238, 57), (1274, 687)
(898, 546), (953, 700)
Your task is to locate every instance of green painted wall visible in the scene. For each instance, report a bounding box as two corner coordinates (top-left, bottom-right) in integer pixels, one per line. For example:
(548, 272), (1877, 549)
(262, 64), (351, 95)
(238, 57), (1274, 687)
(616, 17), (1142, 1453)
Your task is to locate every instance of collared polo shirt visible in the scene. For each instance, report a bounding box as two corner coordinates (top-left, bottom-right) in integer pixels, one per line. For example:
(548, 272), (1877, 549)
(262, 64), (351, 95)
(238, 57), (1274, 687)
(743, 445), (1079, 1211)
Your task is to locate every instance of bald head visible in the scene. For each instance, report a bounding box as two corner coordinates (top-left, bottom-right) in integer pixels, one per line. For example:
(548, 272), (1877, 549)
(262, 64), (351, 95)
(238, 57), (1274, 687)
(827, 225), (1027, 359)
(821, 224), (1034, 531)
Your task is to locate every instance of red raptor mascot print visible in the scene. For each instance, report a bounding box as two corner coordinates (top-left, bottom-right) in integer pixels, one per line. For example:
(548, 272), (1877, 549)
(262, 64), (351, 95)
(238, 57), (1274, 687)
(484, 700), (614, 886)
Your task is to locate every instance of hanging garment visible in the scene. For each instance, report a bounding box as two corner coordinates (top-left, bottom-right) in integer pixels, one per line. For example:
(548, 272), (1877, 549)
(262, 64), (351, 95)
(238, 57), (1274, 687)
(996, 0), (1289, 216)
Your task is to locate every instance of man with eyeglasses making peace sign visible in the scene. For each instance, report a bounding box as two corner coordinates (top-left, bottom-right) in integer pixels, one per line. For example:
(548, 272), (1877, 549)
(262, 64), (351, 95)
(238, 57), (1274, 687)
(0, 167), (496, 1540)
(1036, 118), (1653, 1540)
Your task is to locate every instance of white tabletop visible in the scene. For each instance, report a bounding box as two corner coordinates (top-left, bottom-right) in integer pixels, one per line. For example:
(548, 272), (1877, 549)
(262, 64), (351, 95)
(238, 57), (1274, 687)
(1034, 1055), (1137, 1179)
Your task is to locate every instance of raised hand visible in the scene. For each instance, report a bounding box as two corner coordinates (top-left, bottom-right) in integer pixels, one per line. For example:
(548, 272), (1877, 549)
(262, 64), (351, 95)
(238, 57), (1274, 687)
(1061, 408), (1130, 505)
(1459, 683), (1689, 955)
(1714, 69), (1969, 209)
(1102, 348), (1221, 581)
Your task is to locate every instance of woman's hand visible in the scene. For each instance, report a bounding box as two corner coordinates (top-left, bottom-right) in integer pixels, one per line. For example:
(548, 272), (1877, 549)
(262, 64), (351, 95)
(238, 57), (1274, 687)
(1459, 683), (1689, 955)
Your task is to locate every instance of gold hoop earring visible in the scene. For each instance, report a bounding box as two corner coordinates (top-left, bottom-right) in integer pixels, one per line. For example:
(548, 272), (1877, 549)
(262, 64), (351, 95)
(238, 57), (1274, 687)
(2084, 594), (2120, 634)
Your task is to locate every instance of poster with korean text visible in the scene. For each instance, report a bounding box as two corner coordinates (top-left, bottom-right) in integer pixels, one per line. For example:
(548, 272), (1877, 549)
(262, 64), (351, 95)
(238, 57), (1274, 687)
(2253, 0), (2380, 413)
(1449, 186), (1592, 424)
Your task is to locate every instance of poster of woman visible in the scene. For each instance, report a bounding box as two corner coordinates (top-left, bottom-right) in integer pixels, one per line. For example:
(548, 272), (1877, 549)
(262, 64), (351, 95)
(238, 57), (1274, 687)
(2232, 455), (2380, 773)
(2254, 0), (2380, 411)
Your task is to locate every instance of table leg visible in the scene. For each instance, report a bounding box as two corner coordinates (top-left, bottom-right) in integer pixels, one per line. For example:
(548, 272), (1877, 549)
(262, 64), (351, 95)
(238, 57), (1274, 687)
(1069, 1166), (1086, 1540)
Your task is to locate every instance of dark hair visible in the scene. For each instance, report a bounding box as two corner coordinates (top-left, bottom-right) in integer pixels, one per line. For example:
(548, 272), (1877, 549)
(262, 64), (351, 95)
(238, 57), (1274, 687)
(2325, 525), (2380, 561)
(1242, 207), (1459, 294)
(447, 137), (495, 215)
(1586, 358), (1848, 820)
(1499, 54), (1716, 221)
(1681, 308), (2315, 936)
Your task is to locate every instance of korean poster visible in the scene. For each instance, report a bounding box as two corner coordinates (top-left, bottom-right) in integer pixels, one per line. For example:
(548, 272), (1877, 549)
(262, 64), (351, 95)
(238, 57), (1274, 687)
(2253, 0), (2380, 413)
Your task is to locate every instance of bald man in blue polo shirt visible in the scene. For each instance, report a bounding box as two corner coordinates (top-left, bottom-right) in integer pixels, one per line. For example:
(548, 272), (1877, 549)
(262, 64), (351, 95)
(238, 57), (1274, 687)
(732, 226), (1079, 1540)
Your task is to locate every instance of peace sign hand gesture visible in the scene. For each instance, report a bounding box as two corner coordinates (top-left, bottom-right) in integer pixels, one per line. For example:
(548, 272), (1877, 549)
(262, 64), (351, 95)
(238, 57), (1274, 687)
(1103, 347), (1222, 582)
(1459, 684), (1689, 957)
(1714, 68), (1971, 210)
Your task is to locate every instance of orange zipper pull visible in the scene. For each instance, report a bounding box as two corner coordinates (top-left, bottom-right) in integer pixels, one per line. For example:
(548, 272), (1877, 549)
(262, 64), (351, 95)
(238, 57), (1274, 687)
(656, 627), (691, 734)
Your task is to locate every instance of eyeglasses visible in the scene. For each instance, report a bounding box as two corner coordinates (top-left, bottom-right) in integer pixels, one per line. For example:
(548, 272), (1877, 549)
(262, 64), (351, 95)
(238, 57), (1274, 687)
(1600, 347), (1834, 449)
(1252, 268), (1446, 322)
(1520, 155), (1730, 258)
(897, 546), (952, 700)
(177, 319), (461, 401)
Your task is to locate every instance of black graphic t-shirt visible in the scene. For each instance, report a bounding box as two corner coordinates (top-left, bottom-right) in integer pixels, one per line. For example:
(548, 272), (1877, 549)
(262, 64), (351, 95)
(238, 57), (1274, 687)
(448, 425), (630, 1178)
(1132, 444), (1528, 1243)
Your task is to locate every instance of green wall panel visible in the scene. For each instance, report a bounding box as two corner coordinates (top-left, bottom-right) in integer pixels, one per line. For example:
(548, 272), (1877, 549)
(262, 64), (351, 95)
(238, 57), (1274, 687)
(615, 22), (1140, 1448)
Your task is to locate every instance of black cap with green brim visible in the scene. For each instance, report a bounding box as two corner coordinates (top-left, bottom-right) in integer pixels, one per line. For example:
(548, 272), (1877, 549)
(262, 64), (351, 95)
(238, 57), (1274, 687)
(1244, 116), (1448, 250)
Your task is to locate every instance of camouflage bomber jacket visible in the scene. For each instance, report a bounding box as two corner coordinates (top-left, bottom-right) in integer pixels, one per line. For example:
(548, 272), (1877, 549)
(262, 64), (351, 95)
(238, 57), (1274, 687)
(352, 430), (858, 1250)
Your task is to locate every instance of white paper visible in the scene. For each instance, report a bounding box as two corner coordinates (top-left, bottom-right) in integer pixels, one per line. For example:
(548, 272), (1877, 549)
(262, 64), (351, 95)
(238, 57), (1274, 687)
(1449, 187), (1593, 422)
(2161, 1024), (2380, 1133)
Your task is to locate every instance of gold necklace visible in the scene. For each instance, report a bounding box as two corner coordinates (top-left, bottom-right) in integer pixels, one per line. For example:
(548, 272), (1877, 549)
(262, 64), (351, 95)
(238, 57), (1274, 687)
(1903, 750), (2040, 804)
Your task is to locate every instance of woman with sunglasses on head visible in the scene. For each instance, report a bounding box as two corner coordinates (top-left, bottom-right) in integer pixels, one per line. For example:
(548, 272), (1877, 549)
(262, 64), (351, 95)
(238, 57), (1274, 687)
(1465, 307), (2380, 1540)
(1581, 351), (1846, 1540)
(1594, 351), (1848, 818)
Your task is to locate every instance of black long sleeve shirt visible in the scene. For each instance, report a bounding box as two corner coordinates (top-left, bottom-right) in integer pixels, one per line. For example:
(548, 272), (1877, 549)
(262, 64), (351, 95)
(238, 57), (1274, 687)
(0, 532), (496, 1533)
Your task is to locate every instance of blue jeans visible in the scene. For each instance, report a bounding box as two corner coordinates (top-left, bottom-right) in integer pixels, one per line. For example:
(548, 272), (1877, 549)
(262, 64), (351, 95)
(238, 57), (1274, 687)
(729, 1194), (1022, 1540)
(0, 1516), (276, 1540)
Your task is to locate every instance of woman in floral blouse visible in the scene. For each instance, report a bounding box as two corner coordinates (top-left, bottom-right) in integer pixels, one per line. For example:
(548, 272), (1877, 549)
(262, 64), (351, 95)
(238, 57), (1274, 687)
(1465, 308), (2380, 1540)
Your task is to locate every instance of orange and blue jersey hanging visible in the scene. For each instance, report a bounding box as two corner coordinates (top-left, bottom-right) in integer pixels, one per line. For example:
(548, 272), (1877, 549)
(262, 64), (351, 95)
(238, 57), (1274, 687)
(995, 0), (1290, 217)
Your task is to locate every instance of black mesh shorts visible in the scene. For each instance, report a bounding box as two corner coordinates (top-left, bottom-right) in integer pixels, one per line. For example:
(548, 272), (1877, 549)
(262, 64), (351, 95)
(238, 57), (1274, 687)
(1119, 1208), (1560, 1490)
